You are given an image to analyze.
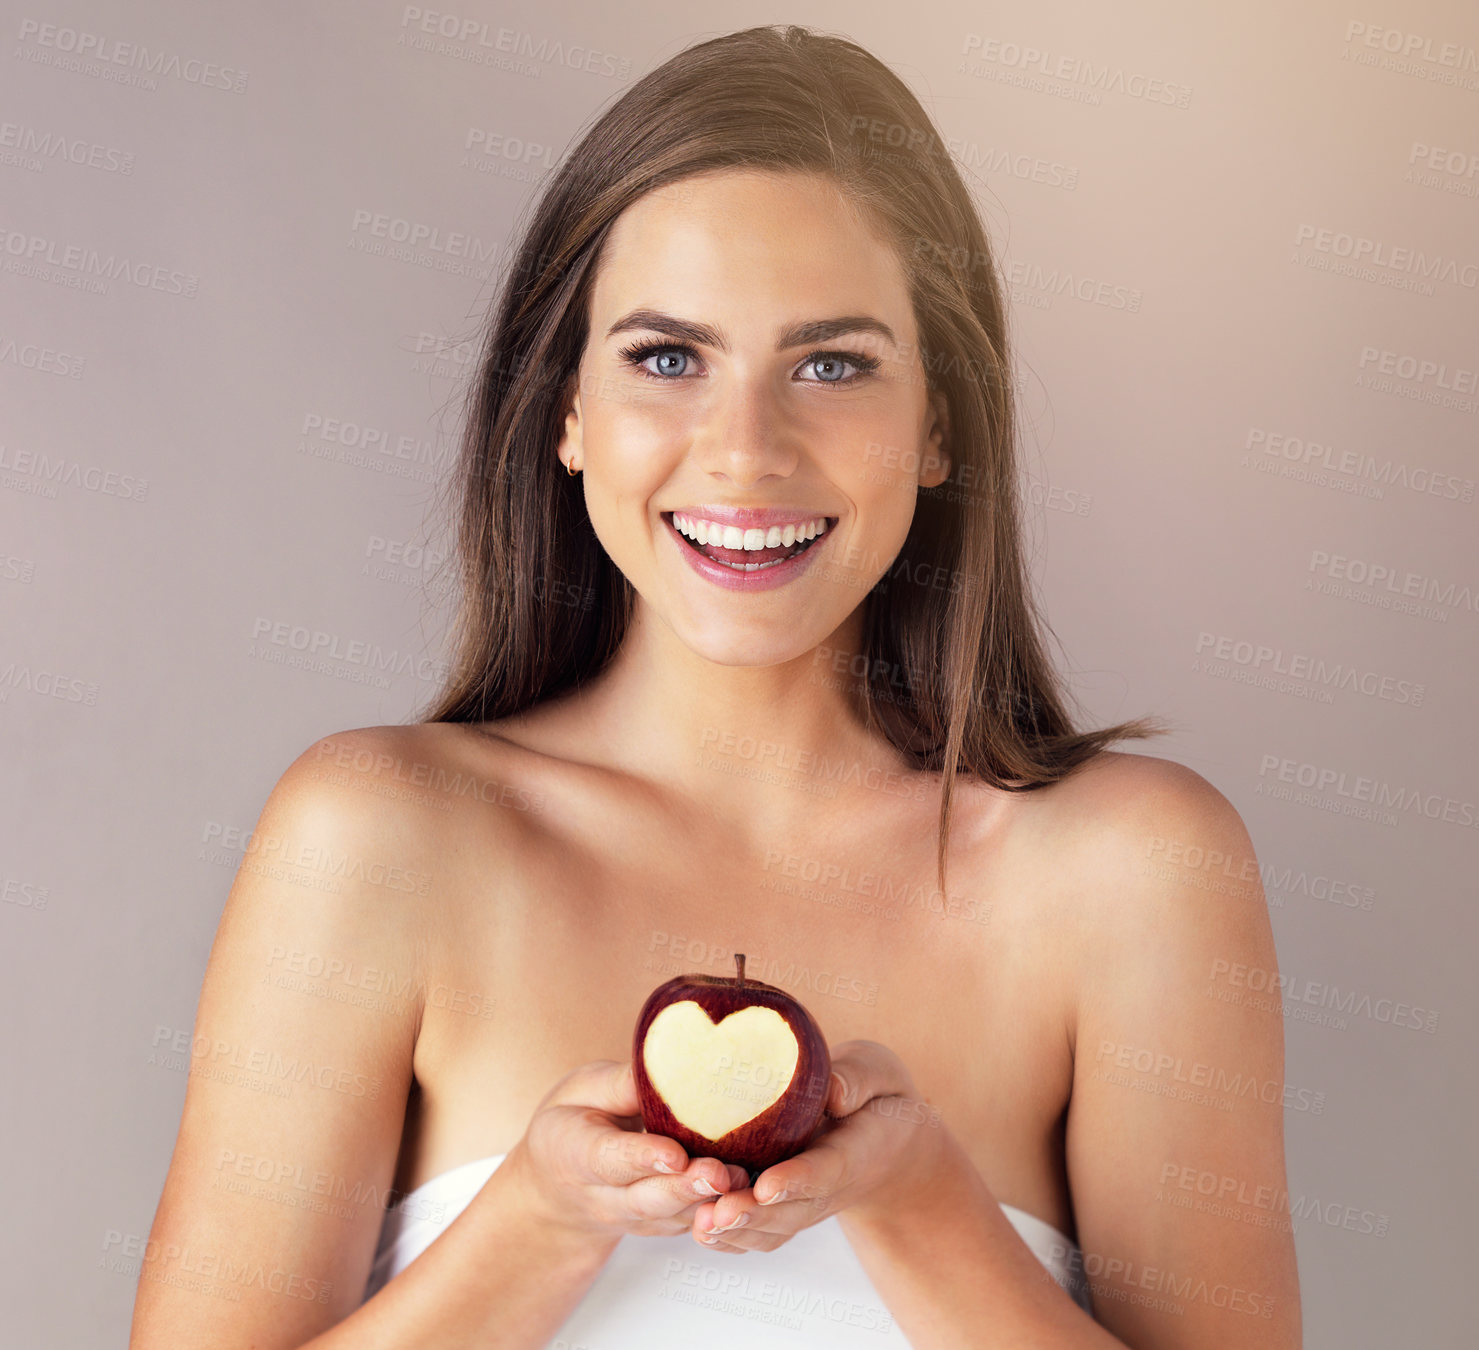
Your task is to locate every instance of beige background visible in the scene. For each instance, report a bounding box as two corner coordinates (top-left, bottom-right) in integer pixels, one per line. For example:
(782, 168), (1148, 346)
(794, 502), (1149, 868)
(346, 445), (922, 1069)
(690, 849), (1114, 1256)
(3, 1), (1474, 1344)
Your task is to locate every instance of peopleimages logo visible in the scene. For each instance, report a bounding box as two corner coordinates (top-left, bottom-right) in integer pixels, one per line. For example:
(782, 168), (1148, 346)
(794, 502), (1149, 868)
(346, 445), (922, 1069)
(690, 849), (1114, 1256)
(999, 254), (1142, 312)
(1247, 427), (1475, 500)
(1257, 753), (1479, 829)
(1305, 549), (1479, 619)
(1158, 1164), (1391, 1239)
(0, 121), (135, 174)
(14, 19), (249, 93)
(958, 34), (1193, 108)
(1344, 21), (1479, 84)
(1294, 224), (1478, 288)
(0, 223), (198, 297)
(1210, 959), (1439, 1034)
(0, 661), (99, 706)
(1360, 347), (1478, 390)
(349, 209), (499, 264)
(1354, 349), (1479, 415)
(1408, 141), (1479, 187)
(395, 8), (631, 78)
(1193, 632), (1426, 706)
(249, 618), (450, 686)
(0, 443), (146, 500)
(0, 336), (85, 379)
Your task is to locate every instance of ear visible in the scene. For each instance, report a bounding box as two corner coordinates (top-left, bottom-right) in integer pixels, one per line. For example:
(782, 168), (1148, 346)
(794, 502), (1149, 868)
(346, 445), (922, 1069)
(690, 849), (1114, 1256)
(556, 374), (584, 472)
(917, 387), (951, 489)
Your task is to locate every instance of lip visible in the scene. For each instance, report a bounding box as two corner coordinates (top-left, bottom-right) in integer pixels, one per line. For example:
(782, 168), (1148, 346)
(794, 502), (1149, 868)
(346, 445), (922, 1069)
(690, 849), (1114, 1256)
(664, 505), (837, 530)
(661, 511), (836, 593)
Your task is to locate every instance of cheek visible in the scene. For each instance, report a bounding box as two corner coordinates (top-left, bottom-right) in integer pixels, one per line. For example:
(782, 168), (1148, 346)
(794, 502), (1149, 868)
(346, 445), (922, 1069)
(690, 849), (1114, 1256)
(579, 402), (680, 560)
(590, 394), (692, 478)
(829, 416), (929, 512)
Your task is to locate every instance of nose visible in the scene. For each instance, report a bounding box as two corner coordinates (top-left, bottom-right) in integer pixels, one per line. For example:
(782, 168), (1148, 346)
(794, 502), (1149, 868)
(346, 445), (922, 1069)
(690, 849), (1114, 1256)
(692, 371), (801, 490)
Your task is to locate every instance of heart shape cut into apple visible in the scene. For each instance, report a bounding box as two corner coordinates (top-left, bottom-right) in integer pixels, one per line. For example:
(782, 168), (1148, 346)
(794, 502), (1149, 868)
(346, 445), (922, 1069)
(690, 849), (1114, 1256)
(632, 952), (832, 1174)
(642, 1000), (800, 1137)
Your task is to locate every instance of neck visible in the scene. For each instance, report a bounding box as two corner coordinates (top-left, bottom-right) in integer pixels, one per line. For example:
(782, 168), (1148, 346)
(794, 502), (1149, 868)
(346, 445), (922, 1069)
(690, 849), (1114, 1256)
(561, 603), (913, 843)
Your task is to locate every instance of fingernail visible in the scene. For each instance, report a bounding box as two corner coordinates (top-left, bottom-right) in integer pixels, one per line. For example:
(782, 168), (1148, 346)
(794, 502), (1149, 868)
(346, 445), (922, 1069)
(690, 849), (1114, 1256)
(714, 1213), (749, 1232)
(693, 1177), (721, 1197)
(701, 1235), (720, 1245)
(759, 1188), (789, 1206)
(653, 1159), (678, 1174)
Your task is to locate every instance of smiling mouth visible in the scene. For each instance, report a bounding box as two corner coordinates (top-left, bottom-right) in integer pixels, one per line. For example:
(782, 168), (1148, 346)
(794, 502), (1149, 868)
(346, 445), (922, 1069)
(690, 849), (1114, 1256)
(662, 512), (838, 572)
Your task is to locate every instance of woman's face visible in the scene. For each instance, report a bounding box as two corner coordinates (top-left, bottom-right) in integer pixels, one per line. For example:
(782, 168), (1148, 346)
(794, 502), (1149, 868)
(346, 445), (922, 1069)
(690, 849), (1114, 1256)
(561, 168), (950, 665)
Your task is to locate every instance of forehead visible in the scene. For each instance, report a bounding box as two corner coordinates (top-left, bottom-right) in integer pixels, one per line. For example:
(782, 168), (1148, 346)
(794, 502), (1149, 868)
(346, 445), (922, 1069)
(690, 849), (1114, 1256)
(589, 169), (913, 333)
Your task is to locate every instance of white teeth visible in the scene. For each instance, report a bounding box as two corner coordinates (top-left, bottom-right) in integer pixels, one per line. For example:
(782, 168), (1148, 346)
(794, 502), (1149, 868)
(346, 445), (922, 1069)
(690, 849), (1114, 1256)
(671, 513), (829, 551)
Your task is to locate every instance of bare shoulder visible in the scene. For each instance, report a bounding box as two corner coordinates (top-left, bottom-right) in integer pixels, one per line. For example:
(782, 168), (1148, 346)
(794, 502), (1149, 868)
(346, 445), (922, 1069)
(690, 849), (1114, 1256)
(1038, 747), (1241, 818)
(1020, 748), (1271, 992)
(242, 721), (558, 961)
(287, 720), (548, 837)
(1024, 749), (1257, 876)
(207, 722), (467, 1015)
(287, 719), (505, 791)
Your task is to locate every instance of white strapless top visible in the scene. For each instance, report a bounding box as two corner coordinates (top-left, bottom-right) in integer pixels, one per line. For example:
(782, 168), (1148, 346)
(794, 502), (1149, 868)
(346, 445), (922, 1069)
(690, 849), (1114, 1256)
(362, 1153), (1093, 1342)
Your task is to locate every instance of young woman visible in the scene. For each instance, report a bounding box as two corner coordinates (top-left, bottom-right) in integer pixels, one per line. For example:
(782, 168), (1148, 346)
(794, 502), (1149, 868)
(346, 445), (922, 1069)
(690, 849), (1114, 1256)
(131, 24), (1301, 1350)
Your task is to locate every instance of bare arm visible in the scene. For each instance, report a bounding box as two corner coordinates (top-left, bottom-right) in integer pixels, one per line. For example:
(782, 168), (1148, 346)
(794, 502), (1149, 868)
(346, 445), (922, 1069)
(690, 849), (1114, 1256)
(127, 729), (618, 1348)
(298, 1127), (622, 1349)
(1062, 757), (1302, 1347)
(756, 757), (1301, 1348)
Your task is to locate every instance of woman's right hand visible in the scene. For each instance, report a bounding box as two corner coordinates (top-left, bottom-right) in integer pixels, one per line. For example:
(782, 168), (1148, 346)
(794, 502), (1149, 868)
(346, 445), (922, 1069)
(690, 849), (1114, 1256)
(497, 1058), (750, 1246)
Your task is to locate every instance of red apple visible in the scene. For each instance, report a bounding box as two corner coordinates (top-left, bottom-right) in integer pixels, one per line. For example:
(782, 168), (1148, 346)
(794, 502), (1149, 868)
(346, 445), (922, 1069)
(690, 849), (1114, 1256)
(633, 953), (832, 1177)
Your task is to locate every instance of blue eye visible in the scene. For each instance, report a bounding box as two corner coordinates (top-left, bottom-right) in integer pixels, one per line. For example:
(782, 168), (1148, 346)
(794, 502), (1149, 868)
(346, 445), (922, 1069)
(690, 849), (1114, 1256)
(806, 355), (850, 383)
(618, 345), (690, 378)
(616, 340), (881, 385)
(617, 341), (691, 379)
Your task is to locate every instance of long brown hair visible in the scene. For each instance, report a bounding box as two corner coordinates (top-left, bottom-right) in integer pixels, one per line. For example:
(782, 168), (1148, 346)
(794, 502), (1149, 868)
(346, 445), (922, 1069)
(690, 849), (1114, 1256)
(419, 23), (1170, 894)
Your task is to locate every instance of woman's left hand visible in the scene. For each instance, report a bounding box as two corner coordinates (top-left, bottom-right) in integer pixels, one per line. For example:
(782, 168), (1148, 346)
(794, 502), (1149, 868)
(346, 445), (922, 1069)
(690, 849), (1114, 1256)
(689, 1039), (956, 1253)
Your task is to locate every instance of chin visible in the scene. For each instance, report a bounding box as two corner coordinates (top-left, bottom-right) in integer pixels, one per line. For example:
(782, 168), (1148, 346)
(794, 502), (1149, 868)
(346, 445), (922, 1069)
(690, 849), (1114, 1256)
(679, 610), (839, 668)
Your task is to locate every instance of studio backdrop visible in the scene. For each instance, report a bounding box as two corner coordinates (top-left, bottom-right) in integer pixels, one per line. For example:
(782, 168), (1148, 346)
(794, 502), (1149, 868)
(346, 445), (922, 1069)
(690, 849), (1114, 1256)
(2, 2), (1474, 1346)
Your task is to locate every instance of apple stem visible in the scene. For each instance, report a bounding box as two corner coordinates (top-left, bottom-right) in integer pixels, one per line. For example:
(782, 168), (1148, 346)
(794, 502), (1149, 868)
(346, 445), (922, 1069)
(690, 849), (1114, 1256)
(736, 952), (746, 987)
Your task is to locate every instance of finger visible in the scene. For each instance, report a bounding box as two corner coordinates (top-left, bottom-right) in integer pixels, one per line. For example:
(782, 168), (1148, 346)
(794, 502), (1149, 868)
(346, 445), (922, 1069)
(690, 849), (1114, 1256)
(783, 1065), (943, 1212)
(587, 1123), (688, 1185)
(696, 1234), (749, 1254)
(695, 1202), (793, 1253)
(752, 1136), (848, 1212)
(546, 1058), (642, 1117)
(696, 1195), (763, 1241)
(700, 1222), (786, 1254)
(681, 1155), (744, 1202)
(833, 1038), (944, 1156)
(695, 1199), (744, 1250)
(824, 1039), (914, 1118)
(698, 1238), (749, 1253)
(695, 1189), (746, 1236)
(696, 1171), (820, 1242)
(621, 1171), (735, 1224)
(839, 1083), (945, 1160)
(607, 1155), (745, 1220)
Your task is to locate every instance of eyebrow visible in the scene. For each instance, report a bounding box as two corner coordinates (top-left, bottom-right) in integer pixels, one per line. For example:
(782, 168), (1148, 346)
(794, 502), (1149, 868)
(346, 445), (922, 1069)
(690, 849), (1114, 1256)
(604, 308), (897, 352)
